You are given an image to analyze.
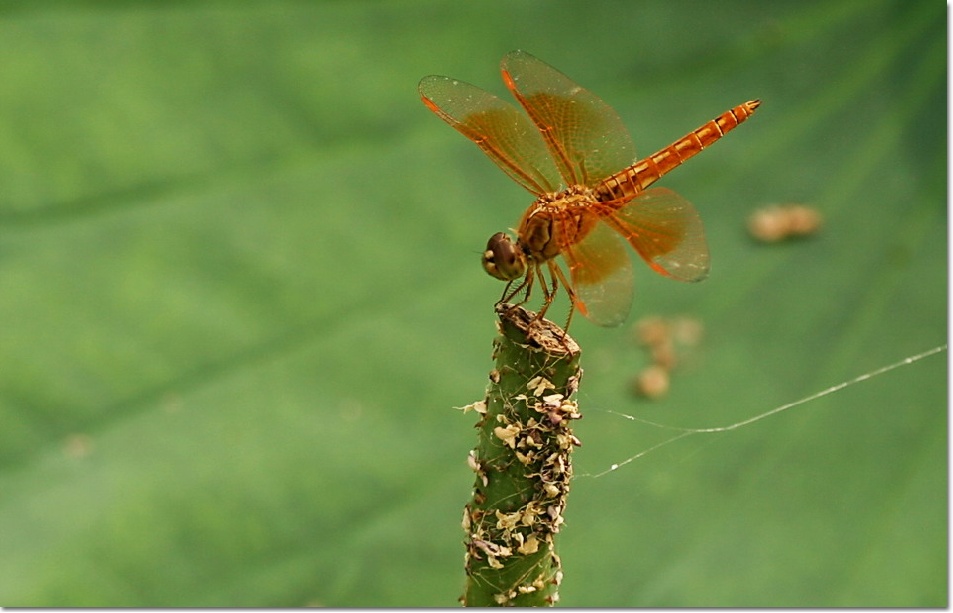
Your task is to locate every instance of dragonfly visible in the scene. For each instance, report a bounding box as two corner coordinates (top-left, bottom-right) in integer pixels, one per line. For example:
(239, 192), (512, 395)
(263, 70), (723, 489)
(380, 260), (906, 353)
(419, 50), (760, 329)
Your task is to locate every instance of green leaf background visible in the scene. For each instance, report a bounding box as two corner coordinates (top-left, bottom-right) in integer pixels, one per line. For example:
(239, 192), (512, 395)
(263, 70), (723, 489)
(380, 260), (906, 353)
(0, 0), (945, 607)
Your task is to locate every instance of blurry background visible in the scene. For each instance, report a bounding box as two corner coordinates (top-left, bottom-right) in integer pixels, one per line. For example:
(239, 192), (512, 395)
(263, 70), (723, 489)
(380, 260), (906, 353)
(0, 0), (945, 607)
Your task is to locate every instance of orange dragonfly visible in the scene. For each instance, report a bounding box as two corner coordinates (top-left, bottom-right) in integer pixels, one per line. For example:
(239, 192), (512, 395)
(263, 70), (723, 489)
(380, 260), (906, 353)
(419, 50), (760, 328)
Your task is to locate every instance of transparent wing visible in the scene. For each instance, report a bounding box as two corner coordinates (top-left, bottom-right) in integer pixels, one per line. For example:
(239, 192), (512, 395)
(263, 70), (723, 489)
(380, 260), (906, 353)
(501, 49), (636, 189)
(607, 187), (710, 282)
(418, 75), (561, 195)
(560, 216), (634, 327)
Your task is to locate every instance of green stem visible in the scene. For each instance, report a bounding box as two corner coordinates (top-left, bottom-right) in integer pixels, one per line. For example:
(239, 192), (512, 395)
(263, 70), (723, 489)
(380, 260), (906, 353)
(461, 304), (583, 607)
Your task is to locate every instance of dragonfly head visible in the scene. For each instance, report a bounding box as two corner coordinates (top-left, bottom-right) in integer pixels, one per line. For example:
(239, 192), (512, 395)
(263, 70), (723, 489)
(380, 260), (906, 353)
(482, 232), (527, 281)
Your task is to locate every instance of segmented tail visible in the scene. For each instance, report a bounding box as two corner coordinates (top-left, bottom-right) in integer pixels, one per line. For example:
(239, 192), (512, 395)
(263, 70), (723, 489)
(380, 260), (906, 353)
(597, 100), (760, 202)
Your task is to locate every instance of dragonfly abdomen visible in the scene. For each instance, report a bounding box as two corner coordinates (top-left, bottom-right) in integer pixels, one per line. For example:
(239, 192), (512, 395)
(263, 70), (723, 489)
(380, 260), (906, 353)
(597, 100), (761, 203)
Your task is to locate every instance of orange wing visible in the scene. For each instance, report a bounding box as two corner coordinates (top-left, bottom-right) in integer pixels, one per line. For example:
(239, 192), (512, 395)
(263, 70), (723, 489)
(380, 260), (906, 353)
(418, 75), (561, 195)
(559, 216), (634, 327)
(560, 187), (708, 326)
(605, 187), (710, 282)
(501, 50), (636, 188)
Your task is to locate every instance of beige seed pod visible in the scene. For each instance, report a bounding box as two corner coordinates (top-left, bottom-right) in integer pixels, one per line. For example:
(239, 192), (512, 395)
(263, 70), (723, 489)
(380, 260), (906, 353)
(631, 364), (670, 400)
(633, 315), (670, 348)
(785, 204), (823, 236)
(747, 204), (822, 242)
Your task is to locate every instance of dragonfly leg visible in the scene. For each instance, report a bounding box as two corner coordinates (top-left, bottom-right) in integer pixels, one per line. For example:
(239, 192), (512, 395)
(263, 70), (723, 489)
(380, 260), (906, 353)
(500, 267), (534, 307)
(535, 264), (555, 321)
(562, 301), (576, 333)
(499, 262), (575, 344)
(547, 260), (578, 339)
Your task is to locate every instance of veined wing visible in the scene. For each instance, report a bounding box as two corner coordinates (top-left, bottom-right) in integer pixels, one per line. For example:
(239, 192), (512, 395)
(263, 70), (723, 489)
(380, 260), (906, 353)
(606, 187), (710, 282)
(418, 75), (561, 195)
(560, 216), (634, 327)
(501, 49), (635, 189)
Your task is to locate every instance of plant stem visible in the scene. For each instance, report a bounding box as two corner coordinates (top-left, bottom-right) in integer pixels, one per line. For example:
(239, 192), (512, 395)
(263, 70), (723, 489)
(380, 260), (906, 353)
(461, 304), (583, 606)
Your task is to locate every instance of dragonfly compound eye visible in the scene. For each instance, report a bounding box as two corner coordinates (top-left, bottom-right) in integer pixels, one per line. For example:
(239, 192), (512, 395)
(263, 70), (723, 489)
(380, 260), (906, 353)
(482, 232), (527, 281)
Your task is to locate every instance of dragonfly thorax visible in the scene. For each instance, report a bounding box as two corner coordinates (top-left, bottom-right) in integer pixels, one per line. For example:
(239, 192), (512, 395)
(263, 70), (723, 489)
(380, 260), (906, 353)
(518, 186), (597, 262)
